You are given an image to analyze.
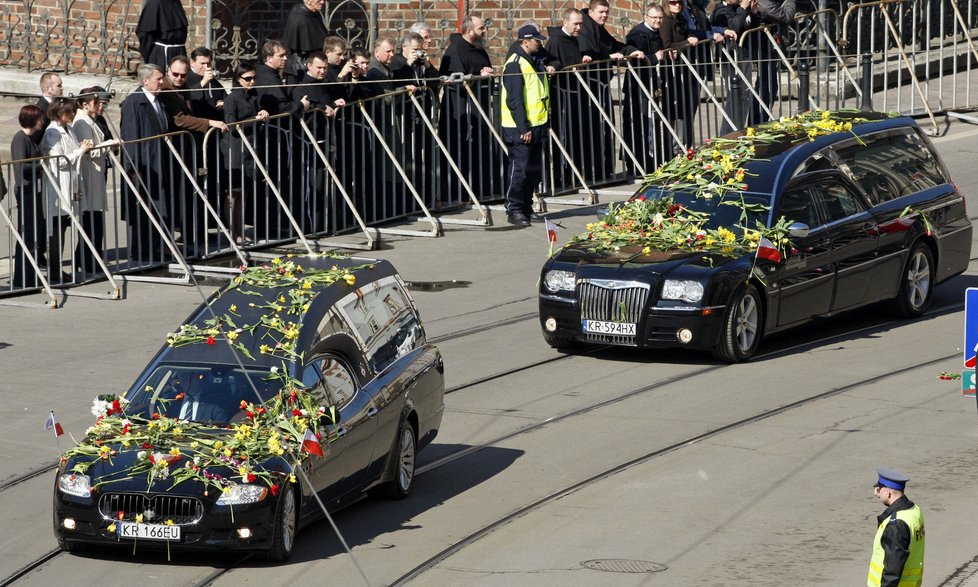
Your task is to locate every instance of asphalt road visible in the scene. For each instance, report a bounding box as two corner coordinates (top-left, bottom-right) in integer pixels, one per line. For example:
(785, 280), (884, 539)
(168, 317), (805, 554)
(2, 120), (978, 586)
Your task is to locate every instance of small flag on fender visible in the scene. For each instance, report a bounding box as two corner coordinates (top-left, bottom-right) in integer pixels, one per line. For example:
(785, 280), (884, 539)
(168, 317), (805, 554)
(544, 218), (559, 245)
(301, 428), (324, 457)
(44, 411), (64, 437)
(755, 235), (782, 263)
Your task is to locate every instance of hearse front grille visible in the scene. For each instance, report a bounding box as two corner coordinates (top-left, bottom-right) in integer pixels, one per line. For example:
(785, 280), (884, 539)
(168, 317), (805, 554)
(578, 279), (651, 345)
(98, 493), (204, 525)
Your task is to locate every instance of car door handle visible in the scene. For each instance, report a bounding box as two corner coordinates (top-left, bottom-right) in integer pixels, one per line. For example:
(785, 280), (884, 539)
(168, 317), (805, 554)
(366, 407), (378, 418)
(336, 427), (348, 438)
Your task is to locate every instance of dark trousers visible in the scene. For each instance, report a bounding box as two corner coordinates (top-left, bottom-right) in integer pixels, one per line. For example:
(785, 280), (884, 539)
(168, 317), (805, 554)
(11, 187), (47, 288)
(74, 211), (104, 274)
(503, 136), (543, 216)
(47, 214), (71, 283)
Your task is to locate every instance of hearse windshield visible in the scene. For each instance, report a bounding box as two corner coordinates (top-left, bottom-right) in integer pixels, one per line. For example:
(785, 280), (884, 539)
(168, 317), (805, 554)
(636, 187), (773, 232)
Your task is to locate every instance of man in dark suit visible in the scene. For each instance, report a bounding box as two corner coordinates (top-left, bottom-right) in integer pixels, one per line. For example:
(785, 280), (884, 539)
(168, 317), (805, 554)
(37, 72), (63, 128)
(186, 47), (227, 120)
(120, 63), (171, 262)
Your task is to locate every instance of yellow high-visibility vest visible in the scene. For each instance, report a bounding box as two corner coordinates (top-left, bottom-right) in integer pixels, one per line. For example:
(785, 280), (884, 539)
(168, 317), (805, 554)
(500, 52), (549, 129)
(868, 505), (925, 587)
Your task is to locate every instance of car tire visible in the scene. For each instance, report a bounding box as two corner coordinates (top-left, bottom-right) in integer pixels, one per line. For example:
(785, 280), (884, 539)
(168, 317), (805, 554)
(543, 333), (576, 351)
(385, 419), (416, 500)
(713, 284), (763, 363)
(260, 484), (297, 562)
(890, 242), (934, 318)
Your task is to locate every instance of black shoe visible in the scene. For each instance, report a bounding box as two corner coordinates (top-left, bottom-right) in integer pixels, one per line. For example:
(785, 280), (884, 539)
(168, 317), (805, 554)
(507, 213), (531, 227)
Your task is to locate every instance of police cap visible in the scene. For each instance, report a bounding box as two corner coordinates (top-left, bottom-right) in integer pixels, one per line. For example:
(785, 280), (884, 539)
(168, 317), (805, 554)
(875, 467), (910, 491)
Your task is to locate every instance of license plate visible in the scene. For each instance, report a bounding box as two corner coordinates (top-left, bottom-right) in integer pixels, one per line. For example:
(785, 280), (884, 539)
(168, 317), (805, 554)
(582, 320), (636, 336)
(118, 521), (181, 541)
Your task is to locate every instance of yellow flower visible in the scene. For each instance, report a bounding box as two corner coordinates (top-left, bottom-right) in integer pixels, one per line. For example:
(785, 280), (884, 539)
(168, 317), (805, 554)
(227, 331), (238, 341)
(642, 246), (651, 255)
(107, 523), (117, 533)
(238, 466), (248, 477)
(746, 127), (755, 137)
(343, 273), (356, 286)
(213, 440), (223, 450)
(260, 344), (270, 354)
(302, 281), (312, 290)
(165, 519), (174, 526)
(229, 304), (237, 313)
(135, 514), (144, 523)
(289, 474), (297, 483)
(278, 296), (286, 303)
(169, 447), (181, 456)
(272, 257), (281, 265)
(224, 448), (232, 457)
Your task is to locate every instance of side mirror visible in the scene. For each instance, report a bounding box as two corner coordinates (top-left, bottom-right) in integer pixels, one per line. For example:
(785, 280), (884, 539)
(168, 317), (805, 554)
(788, 222), (810, 238)
(596, 208), (609, 221)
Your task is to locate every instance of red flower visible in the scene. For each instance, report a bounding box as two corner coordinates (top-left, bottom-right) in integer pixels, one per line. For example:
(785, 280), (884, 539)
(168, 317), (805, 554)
(151, 413), (160, 420)
(292, 409), (302, 417)
(117, 511), (125, 520)
(112, 399), (121, 413)
(240, 400), (248, 410)
(637, 195), (646, 201)
(246, 473), (256, 483)
(142, 442), (153, 449)
(175, 393), (185, 400)
(686, 148), (695, 160)
(206, 336), (216, 346)
(246, 411), (254, 420)
(270, 484), (280, 496)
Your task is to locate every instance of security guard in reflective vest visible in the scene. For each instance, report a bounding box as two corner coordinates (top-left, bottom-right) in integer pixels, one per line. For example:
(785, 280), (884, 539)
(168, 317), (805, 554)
(868, 467), (925, 587)
(500, 24), (550, 227)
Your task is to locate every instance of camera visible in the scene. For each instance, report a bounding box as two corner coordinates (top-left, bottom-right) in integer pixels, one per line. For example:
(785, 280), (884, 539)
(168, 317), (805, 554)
(413, 49), (427, 60)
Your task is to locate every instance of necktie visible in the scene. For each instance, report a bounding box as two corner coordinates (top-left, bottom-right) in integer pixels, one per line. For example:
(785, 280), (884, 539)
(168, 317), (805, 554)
(153, 99), (168, 130)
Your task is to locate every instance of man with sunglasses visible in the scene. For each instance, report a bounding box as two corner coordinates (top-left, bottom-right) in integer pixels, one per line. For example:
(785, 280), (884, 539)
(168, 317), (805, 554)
(869, 468), (925, 587)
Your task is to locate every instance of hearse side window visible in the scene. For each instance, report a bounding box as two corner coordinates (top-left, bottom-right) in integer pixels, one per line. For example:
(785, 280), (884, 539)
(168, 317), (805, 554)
(340, 278), (424, 374)
(313, 309), (346, 348)
(779, 188), (821, 228)
(320, 356), (357, 406)
(814, 183), (863, 222)
(834, 129), (947, 203)
(300, 356), (358, 406)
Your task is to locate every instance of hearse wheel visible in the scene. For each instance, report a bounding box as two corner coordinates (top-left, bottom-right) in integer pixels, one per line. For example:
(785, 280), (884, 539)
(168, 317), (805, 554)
(262, 484), (297, 562)
(891, 242), (934, 318)
(713, 284), (763, 363)
(386, 419), (416, 500)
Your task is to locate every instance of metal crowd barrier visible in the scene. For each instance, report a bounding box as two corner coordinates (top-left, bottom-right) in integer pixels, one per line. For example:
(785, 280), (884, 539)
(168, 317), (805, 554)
(5, 2), (978, 303)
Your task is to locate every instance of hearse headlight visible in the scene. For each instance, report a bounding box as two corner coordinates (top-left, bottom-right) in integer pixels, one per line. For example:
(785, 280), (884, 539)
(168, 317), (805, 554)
(543, 270), (576, 293)
(58, 473), (92, 498)
(662, 280), (705, 303)
(216, 483), (268, 505)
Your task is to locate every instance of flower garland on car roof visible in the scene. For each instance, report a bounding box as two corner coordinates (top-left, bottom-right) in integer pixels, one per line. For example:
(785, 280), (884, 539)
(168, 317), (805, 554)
(60, 253), (370, 500)
(569, 110), (887, 257)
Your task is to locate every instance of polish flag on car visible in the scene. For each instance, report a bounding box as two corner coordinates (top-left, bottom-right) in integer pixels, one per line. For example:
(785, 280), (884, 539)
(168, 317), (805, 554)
(755, 235), (782, 263)
(545, 218), (559, 245)
(44, 411), (64, 437)
(301, 428), (324, 457)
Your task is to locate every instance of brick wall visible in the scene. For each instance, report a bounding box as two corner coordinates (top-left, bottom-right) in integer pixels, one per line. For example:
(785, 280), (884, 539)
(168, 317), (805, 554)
(0, 0), (643, 74)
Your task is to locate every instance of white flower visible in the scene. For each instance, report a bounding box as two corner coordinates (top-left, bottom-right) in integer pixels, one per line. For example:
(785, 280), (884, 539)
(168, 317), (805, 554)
(652, 213), (664, 226)
(270, 366), (279, 374)
(137, 451), (147, 460)
(91, 398), (110, 417)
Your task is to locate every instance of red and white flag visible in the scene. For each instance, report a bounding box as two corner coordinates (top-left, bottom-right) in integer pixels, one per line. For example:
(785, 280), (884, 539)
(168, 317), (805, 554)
(301, 428), (324, 457)
(544, 218), (559, 245)
(755, 235), (782, 263)
(44, 411), (64, 437)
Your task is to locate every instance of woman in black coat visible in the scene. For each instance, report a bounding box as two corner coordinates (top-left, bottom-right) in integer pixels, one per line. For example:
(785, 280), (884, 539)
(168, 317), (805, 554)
(9, 104), (47, 288)
(223, 62), (269, 244)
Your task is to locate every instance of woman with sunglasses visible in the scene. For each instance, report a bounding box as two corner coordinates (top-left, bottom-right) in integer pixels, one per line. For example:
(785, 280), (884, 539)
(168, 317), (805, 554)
(223, 62), (269, 245)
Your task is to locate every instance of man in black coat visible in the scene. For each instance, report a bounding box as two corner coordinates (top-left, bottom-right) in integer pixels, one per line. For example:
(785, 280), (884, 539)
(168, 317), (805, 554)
(576, 0), (644, 183)
(438, 15), (501, 205)
(296, 51), (337, 233)
(255, 40), (310, 116)
(712, 0), (751, 132)
(623, 5), (673, 172)
(186, 47), (227, 120)
(282, 0), (328, 84)
(365, 37), (397, 98)
(742, 0), (796, 123)
(136, 0), (188, 68)
(547, 9), (588, 70)
(120, 63), (171, 262)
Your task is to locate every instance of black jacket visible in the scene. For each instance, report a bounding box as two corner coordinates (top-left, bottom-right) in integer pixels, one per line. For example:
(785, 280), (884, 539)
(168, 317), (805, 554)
(254, 63), (301, 116)
(135, 0), (188, 63)
(578, 8), (636, 60)
(625, 23), (665, 65)
(439, 33), (491, 76)
(282, 3), (327, 55)
(546, 26), (583, 70)
(875, 496), (918, 587)
(297, 73), (333, 110)
(186, 69), (227, 120)
(711, 2), (749, 34)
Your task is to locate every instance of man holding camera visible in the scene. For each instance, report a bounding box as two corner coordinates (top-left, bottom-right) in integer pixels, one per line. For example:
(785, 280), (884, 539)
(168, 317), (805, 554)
(391, 32), (434, 91)
(186, 47), (227, 120)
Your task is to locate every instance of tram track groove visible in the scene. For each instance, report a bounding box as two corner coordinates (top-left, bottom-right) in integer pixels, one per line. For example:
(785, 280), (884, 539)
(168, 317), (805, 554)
(388, 351), (956, 585)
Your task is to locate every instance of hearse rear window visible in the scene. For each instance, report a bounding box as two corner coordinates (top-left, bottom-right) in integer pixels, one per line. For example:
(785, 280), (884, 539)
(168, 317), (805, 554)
(833, 129), (947, 204)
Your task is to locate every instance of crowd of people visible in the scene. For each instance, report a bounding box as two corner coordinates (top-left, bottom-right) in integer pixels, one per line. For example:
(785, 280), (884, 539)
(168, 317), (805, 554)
(4, 0), (799, 286)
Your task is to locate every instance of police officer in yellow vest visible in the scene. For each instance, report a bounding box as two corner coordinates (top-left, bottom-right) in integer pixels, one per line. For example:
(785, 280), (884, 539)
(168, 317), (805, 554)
(500, 24), (550, 227)
(869, 467), (924, 587)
